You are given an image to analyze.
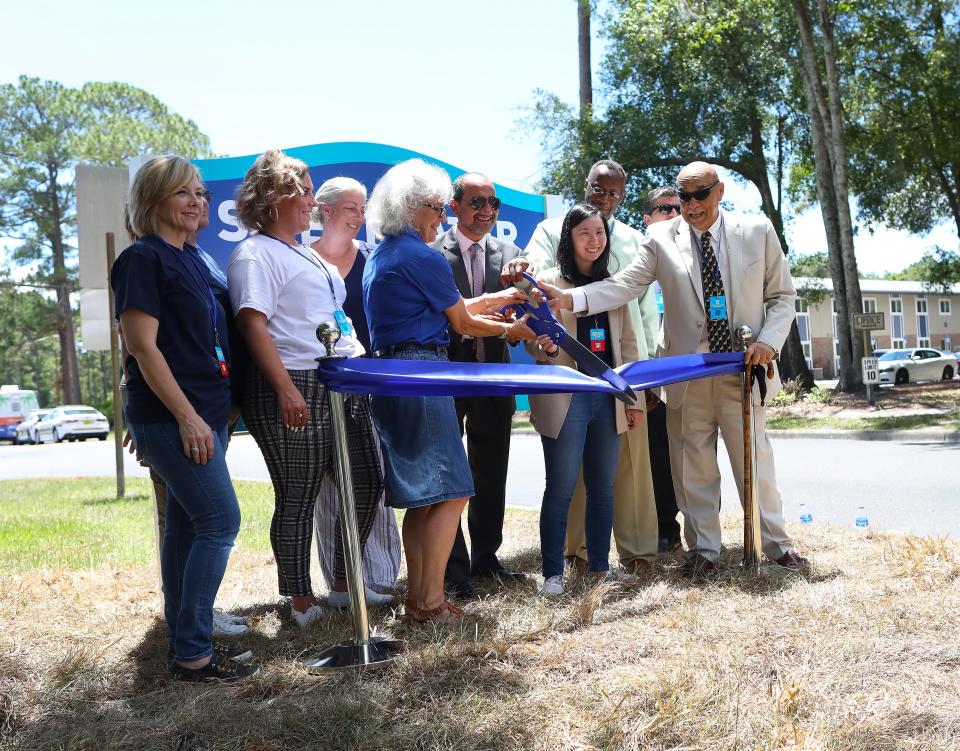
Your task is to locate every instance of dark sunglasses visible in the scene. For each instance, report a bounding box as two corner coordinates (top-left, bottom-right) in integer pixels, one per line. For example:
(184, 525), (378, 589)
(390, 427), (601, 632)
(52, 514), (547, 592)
(677, 179), (719, 202)
(465, 195), (502, 211)
(654, 203), (681, 215)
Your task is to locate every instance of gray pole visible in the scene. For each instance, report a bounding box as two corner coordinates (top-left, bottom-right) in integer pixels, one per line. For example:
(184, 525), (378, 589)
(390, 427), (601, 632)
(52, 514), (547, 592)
(736, 325), (762, 571)
(106, 233), (125, 499)
(301, 323), (404, 671)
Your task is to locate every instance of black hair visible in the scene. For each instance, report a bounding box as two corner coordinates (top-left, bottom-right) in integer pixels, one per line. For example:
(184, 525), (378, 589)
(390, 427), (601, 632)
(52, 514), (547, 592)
(642, 186), (678, 215)
(557, 202), (612, 284)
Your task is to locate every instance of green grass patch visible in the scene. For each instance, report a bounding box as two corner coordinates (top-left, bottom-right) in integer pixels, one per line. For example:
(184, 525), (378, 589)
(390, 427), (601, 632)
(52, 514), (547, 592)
(0, 477), (277, 572)
(768, 410), (960, 431)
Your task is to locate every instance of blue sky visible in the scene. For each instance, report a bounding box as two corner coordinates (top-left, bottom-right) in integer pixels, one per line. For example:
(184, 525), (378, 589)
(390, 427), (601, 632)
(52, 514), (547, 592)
(3, 0), (955, 275)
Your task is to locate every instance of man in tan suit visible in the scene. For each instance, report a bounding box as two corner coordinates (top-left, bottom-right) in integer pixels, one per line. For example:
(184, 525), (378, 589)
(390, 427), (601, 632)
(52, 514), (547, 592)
(542, 162), (807, 574)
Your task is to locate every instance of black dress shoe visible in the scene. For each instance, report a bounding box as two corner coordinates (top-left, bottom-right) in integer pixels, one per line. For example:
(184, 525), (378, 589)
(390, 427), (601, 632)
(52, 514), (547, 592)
(774, 551), (809, 570)
(658, 536), (683, 554)
(679, 553), (716, 578)
(445, 579), (476, 600)
(473, 567), (526, 582)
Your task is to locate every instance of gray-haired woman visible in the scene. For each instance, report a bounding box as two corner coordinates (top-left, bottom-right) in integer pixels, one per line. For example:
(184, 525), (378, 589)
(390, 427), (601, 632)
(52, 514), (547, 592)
(362, 159), (533, 623)
(309, 176), (401, 595)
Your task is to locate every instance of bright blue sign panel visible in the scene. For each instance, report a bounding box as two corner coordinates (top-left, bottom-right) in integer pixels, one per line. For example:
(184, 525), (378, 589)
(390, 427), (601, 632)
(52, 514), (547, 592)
(192, 142), (547, 272)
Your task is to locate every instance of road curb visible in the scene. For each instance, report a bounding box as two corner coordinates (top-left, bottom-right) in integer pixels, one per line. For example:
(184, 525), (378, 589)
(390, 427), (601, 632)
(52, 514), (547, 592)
(510, 426), (960, 443)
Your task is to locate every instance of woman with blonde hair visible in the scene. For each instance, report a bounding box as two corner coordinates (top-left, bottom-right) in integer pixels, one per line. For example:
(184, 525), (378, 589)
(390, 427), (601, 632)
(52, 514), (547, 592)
(309, 176), (402, 595)
(228, 150), (388, 628)
(114, 154), (256, 681)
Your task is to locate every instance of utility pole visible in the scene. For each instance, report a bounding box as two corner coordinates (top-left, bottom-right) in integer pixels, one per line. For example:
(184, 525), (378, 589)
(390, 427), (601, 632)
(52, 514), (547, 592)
(578, 0), (592, 118)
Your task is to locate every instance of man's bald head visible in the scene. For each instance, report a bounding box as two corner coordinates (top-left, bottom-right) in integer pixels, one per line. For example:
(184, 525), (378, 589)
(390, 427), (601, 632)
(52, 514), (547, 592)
(676, 162), (724, 232)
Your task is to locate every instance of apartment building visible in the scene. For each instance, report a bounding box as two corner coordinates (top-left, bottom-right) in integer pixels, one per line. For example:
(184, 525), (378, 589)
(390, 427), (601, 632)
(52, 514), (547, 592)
(792, 278), (960, 378)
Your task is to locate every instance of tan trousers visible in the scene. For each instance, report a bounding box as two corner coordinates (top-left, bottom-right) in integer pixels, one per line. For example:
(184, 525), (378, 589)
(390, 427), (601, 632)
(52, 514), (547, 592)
(666, 374), (792, 563)
(564, 419), (659, 564)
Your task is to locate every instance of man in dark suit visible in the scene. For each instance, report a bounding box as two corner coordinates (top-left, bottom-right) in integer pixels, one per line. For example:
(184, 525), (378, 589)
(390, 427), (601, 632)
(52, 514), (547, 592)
(432, 172), (526, 598)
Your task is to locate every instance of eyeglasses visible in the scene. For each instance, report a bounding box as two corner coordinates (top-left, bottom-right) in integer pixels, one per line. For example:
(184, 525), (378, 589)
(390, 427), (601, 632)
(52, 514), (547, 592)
(654, 204), (681, 215)
(677, 180), (719, 202)
(202, 190), (213, 202)
(587, 182), (623, 201)
(464, 196), (502, 211)
(421, 201), (447, 219)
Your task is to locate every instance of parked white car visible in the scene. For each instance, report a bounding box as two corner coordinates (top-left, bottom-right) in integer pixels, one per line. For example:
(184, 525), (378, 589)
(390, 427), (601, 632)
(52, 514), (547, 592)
(877, 348), (957, 385)
(35, 405), (110, 443)
(13, 409), (51, 445)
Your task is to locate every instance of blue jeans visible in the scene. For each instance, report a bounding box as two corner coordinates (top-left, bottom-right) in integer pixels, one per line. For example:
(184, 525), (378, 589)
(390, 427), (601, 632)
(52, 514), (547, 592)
(129, 421), (240, 662)
(540, 392), (620, 578)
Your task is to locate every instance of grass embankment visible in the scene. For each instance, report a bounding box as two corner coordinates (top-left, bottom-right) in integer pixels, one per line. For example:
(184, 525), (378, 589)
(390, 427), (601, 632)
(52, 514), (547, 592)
(768, 410), (960, 431)
(2, 478), (959, 750)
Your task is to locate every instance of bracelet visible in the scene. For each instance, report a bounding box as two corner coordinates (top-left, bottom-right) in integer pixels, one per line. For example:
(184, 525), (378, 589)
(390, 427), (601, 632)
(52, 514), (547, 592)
(545, 347), (560, 358)
(497, 325), (509, 340)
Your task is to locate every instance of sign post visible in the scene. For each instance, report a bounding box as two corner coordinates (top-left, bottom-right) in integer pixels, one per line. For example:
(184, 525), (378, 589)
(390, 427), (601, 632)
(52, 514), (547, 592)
(853, 313), (885, 406)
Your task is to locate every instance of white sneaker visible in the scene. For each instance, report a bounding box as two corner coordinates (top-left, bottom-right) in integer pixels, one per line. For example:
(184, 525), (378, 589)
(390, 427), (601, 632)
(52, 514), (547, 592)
(212, 617), (248, 638)
(328, 586), (396, 608)
(541, 575), (566, 596)
(291, 604), (324, 628)
(213, 608), (248, 625)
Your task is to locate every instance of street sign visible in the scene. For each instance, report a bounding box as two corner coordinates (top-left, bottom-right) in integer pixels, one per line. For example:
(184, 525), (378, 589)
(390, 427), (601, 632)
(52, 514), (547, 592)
(862, 356), (879, 384)
(853, 312), (884, 331)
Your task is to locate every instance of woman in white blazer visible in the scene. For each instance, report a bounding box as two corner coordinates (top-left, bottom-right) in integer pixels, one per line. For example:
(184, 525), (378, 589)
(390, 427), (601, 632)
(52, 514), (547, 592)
(528, 203), (643, 595)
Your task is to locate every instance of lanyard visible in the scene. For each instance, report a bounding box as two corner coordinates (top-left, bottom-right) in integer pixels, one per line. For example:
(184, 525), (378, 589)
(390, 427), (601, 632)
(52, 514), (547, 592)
(158, 236), (219, 338)
(261, 232), (340, 306)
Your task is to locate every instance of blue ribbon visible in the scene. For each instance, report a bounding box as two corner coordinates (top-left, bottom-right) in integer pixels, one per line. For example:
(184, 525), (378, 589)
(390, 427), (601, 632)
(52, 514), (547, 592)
(315, 352), (744, 397)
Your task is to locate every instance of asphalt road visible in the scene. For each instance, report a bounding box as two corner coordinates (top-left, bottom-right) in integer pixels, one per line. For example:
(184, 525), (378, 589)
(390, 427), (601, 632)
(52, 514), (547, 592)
(2, 432), (956, 538)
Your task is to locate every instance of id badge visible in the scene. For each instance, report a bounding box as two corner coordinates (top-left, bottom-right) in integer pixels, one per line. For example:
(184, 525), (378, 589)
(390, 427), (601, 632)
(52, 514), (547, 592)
(214, 345), (230, 377)
(333, 309), (354, 337)
(589, 327), (607, 353)
(656, 291), (664, 314)
(709, 295), (728, 321)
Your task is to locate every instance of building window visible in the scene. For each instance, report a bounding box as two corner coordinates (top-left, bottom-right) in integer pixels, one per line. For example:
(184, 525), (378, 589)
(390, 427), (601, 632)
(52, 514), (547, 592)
(862, 298), (877, 313)
(940, 299), (952, 315)
(796, 299), (809, 314)
(892, 339), (906, 349)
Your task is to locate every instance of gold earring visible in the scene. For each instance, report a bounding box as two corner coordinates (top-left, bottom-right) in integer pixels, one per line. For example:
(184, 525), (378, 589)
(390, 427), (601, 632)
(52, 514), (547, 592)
(269, 205), (279, 224)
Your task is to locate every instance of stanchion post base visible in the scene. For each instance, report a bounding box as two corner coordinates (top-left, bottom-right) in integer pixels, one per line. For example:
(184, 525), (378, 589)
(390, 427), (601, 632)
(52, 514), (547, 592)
(300, 636), (406, 673)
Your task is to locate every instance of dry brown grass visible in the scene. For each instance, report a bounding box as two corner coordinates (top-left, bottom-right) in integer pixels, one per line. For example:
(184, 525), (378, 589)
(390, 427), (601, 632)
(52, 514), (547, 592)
(3, 511), (960, 751)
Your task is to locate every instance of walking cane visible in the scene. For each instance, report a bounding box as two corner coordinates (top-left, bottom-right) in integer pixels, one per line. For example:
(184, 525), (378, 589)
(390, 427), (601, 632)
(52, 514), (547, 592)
(736, 325), (763, 572)
(301, 323), (405, 671)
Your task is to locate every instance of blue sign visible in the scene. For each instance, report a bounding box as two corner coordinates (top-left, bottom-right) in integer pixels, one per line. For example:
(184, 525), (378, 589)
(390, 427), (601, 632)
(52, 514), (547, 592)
(192, 142), (547, 272)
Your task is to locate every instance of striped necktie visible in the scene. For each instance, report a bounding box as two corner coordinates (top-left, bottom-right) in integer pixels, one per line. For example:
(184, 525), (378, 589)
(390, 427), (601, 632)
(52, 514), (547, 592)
(700, 231), (732, 353)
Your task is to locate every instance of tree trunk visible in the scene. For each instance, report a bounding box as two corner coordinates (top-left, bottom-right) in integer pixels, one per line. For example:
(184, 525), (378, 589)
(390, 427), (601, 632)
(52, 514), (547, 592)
(48, 176), (82, 404)
(816, 0), (864, 385)
(578, 0), (592, 118)
(792, 0), (858, 391)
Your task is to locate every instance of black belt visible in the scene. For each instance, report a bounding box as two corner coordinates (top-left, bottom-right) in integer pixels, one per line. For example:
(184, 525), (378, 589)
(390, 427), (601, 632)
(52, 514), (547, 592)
(374, 343), (447, 358)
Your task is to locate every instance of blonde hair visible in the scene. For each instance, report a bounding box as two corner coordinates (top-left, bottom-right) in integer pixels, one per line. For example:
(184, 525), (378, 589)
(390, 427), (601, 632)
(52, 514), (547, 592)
(312, 177), (367, 227)
(235, 149), (310, 230)
(128, 155), (200, 238)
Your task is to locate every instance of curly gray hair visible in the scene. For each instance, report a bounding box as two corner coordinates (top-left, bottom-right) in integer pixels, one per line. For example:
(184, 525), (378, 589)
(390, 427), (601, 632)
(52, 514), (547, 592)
(366, 159), (452, 238)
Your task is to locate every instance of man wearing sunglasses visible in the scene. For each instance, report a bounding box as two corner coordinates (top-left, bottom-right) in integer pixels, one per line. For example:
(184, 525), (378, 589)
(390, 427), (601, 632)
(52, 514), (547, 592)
(539, 162), (805, 575)
(432, 172), (527, 597)
(524, 159), (660, 575)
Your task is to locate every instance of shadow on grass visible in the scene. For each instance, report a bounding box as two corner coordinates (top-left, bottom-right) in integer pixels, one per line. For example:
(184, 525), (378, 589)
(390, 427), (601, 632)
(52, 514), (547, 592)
(81, 492), (152, 506)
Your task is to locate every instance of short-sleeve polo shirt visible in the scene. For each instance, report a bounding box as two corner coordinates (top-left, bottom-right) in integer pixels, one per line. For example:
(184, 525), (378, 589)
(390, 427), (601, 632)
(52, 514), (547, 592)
(362, 229), (462, 352)
(112, 234), (232, 428)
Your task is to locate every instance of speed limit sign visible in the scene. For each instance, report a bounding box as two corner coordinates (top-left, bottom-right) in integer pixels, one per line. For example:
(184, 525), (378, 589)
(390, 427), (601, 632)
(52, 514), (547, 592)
(862, 356), (879, 384)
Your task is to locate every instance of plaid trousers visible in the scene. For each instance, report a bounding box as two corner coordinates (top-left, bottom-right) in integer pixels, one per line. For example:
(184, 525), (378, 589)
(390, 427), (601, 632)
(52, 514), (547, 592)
(243, 367), (383, 596)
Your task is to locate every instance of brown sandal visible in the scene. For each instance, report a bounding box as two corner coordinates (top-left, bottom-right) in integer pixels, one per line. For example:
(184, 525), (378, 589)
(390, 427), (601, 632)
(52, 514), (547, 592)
(411, 600), (463, 625)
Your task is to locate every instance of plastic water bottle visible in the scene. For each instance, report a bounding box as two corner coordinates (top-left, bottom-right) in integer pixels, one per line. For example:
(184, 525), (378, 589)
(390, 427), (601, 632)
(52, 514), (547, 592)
(855, 505), (869, 529)
(799, 502), (813, 524)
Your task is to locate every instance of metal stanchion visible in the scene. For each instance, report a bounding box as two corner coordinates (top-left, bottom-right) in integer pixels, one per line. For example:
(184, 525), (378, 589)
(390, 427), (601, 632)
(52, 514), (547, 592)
(301, 324), (405, 672)
(736, 325), (762, 572)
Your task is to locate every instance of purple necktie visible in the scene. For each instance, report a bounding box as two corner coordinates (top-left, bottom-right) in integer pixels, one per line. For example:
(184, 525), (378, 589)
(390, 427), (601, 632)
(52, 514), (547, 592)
(470, 243), (485, 362)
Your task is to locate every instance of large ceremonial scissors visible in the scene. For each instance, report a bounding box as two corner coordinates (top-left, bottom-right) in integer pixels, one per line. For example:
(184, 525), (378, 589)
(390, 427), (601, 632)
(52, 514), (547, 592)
(504, 273), (638, 406)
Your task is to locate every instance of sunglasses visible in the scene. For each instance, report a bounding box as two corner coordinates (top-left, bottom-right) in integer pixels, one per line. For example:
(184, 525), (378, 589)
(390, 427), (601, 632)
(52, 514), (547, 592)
(421, 201), (447, 218)
(677, 179), (719, 202)
(654, 204), (681, 215)
(465, 195), (502, 211)
(202, 190), (213, 202)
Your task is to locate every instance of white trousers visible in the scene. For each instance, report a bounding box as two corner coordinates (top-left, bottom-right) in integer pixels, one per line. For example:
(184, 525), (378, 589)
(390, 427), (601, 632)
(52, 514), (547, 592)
(666, 374), (792, 562)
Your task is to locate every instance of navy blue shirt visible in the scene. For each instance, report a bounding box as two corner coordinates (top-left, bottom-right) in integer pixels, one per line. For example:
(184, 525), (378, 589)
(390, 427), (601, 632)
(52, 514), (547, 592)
(112, 234), (232, 428)
(343, 241), (374, 354)
(362, 229), (461, 352)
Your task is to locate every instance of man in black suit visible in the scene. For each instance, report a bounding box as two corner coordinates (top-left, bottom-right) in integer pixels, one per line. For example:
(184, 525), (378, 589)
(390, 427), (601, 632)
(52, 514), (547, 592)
(433, 172), (526, 598)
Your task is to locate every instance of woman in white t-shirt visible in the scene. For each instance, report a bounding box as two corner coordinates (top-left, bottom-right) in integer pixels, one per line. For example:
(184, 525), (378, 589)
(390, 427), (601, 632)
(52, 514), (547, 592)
(227, 149), (389, 628)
